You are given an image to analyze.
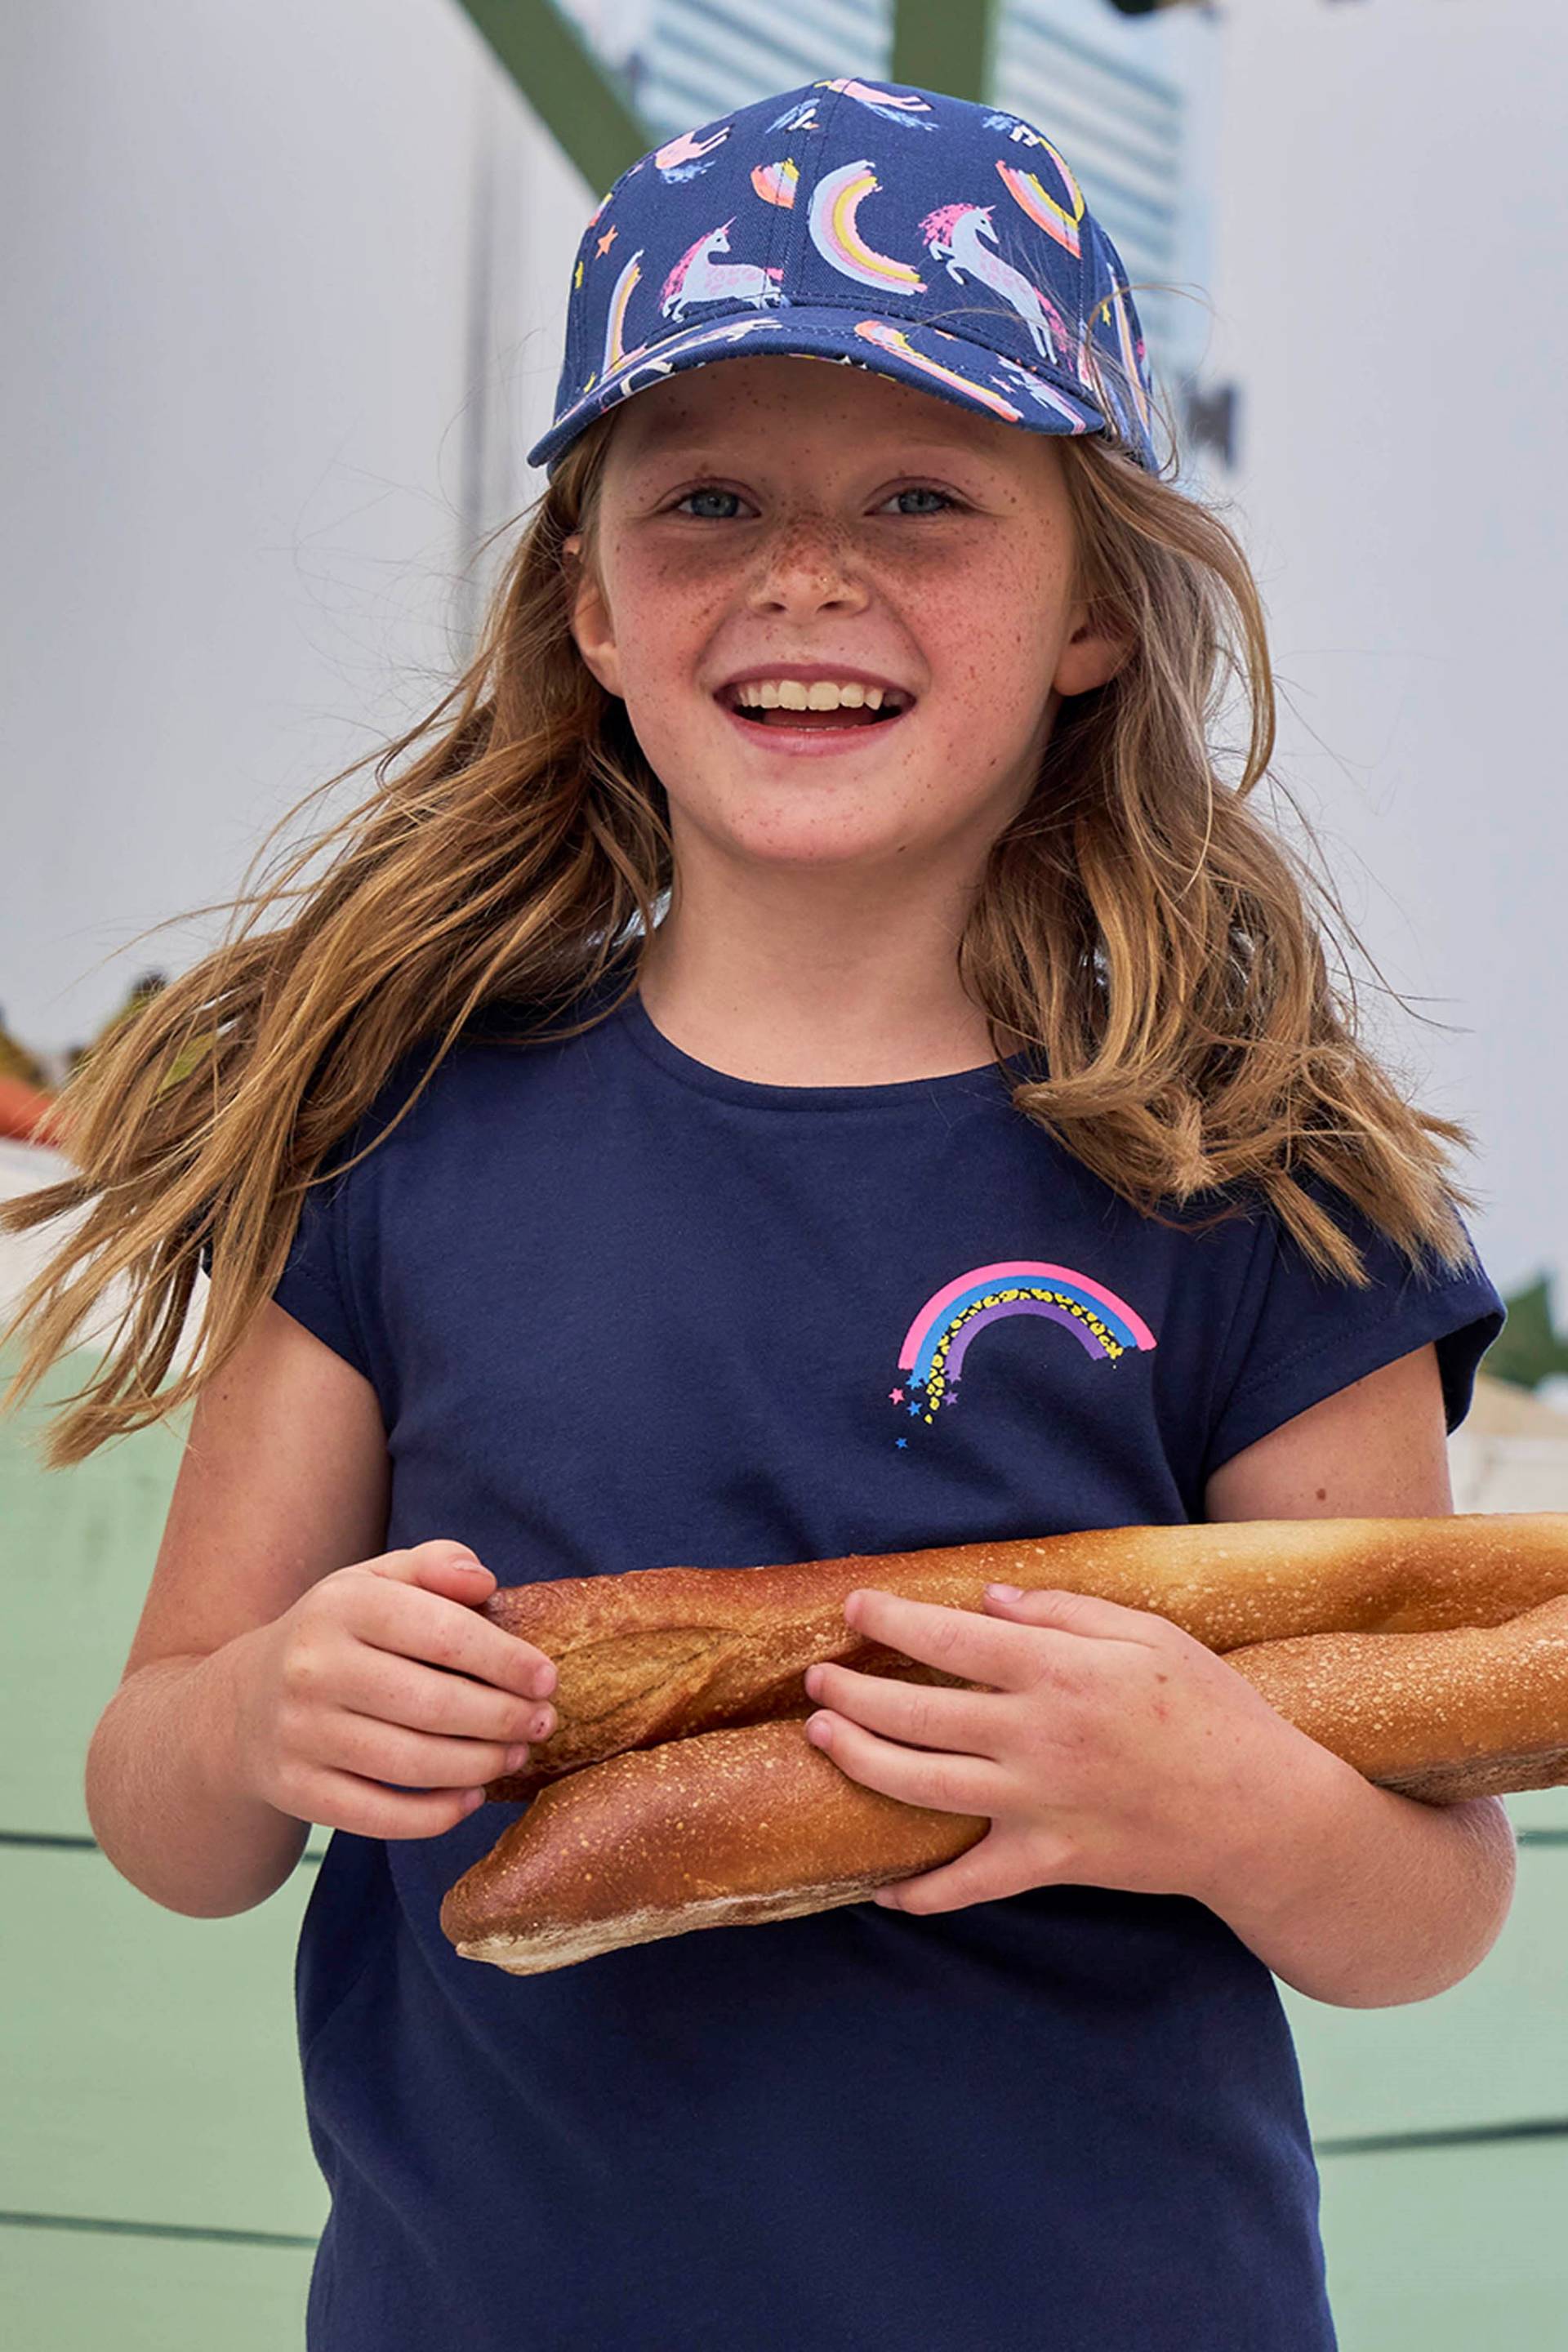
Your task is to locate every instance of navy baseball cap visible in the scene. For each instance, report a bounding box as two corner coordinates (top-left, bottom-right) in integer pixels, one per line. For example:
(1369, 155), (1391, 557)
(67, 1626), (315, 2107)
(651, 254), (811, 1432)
(526, 77), (1162, 479)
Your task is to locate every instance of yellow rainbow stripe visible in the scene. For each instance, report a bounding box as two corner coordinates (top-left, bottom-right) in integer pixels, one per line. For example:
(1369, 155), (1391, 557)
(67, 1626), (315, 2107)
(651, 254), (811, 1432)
(751, 158), (799, 207)
(996, 158), (1084, 259)
(814, 161), (925, 292)
(603, 252), (643, 372)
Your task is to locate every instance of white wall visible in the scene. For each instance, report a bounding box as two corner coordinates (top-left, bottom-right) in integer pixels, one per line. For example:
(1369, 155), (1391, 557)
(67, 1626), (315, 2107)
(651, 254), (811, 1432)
(1, 0), (587, 1058)
(5, 0), (1562, 1320)
(1204, 0), (1568, 1304)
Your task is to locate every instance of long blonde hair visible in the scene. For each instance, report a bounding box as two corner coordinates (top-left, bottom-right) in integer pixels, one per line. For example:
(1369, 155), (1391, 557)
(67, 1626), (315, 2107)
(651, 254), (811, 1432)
(2, 401), (1481, 1468)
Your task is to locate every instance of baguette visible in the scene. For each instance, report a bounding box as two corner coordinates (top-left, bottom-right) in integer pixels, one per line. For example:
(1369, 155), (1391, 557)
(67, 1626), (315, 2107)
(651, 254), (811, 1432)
(481, 1513), (1568, 1800)
(442, 1718), (987, 1975)
(443, 1586), (1568, 1976)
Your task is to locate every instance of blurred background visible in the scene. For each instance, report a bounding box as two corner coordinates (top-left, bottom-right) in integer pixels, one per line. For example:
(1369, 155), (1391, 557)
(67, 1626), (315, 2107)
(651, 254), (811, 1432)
(3, 2), (1567, 2344)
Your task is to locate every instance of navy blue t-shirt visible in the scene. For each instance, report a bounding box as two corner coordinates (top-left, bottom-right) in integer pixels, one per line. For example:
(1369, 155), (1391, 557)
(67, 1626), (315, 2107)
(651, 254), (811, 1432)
(242, 978), (1504, 2351)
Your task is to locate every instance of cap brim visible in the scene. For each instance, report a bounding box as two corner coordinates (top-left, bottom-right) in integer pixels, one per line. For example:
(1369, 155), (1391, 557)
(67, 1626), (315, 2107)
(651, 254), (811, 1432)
(525, 304), (1111, 476)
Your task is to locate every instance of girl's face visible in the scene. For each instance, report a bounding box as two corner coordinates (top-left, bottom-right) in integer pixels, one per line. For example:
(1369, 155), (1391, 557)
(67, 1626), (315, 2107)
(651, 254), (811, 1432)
(564, 355), (1126, 887)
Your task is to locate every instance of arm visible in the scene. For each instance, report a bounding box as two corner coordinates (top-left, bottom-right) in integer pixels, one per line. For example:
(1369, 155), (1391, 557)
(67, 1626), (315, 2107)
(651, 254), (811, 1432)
(1198, 1340), (1518, 2007)
(87, 1297), (390, 1918)
(87, 1644), (310, 1920)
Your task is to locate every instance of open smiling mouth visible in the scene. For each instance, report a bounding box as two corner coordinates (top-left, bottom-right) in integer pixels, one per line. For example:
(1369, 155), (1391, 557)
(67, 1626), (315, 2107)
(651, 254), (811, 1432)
(715, 685), (913, 731)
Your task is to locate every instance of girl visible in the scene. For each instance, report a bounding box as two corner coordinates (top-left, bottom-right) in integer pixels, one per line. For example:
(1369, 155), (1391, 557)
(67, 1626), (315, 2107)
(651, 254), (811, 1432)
(4, 78), (1512, 2352)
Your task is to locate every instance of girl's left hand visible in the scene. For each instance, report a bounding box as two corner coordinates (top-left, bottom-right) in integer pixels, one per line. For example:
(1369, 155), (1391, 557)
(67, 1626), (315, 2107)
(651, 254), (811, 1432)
(801, 1584), (1334, 1917)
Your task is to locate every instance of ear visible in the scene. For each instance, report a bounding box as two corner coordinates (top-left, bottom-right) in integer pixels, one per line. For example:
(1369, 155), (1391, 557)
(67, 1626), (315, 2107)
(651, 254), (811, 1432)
(1052, 599), (1134, 699)
(561, 530), (624, 700)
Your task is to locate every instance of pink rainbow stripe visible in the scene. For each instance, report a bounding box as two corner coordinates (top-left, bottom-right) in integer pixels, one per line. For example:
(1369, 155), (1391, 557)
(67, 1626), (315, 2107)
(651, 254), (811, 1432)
(899, 1260), (1156, 1366)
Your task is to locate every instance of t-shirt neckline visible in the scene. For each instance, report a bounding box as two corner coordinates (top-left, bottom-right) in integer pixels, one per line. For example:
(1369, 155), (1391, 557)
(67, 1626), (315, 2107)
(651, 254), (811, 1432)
(617, 985), (1040, 1111)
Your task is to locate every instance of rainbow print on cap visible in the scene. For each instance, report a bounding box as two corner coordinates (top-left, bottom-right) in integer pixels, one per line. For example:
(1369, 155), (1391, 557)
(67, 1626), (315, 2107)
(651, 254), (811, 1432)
(528, 77), (1161, 477)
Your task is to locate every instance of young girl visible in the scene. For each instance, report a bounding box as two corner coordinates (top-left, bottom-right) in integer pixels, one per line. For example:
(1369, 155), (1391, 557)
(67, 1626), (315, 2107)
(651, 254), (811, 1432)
(5, 78), (1512, 2352)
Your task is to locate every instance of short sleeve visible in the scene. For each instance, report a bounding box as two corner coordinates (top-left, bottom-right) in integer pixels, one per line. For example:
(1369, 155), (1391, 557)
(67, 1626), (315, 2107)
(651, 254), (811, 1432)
(198, 1104), (394, 1386)
(1201, 1174), (1507, 1483)
(266, 1146), (373, 1380)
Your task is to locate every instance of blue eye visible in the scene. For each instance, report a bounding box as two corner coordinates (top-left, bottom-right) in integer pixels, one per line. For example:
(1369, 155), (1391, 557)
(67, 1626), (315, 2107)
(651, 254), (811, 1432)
(670, 484), (960, 520)
(884, 486), (956, 517)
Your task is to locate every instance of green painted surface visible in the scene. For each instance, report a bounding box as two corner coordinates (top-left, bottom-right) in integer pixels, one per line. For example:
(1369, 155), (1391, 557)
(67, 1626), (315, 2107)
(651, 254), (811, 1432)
(8, 1331), (1568, 2344)
(1316, 2136), (1568, 2346)
(0, 1340), (326, 1857)
(1282, 1842), (1568, 2144)
(2, 2225), (314, 2351)
(890, 0), (1000, 104)
(2, 1844), (326, 2236)
(456, 0), (651, 194)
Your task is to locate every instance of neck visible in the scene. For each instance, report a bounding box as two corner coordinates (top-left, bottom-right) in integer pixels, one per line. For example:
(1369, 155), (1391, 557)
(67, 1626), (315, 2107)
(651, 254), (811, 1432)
(634, 914), (1035, 1089)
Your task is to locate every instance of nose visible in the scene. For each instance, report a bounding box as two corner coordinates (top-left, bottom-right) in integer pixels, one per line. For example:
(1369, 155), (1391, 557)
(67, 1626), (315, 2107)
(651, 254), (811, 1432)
(744, 519), (870, 617)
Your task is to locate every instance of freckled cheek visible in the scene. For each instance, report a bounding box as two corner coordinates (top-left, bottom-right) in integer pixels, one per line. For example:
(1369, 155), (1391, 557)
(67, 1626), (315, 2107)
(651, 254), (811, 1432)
(607, 560), (729, 716)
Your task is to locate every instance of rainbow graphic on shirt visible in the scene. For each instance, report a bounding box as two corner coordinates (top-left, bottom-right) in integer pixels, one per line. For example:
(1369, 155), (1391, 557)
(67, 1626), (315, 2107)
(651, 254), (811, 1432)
(893, 1260), (1157, 1433)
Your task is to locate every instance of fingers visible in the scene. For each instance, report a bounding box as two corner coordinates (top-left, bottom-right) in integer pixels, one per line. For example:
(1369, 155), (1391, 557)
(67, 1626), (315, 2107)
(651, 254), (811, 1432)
(805, 1704), (1001, 1818)
(283, 1763), (492, 1844)
(312, 1704), (535, 1796)
(332, 1644), (555, 1755)
(807, 1656), (998, 1758)
(351, 1546), (558, 1699)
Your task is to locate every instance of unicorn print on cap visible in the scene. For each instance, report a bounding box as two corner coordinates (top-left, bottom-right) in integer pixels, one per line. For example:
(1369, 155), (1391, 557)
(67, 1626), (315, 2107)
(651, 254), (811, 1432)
(655, 123), (733, 182)
(890, 1261), (1158, 1441)
(817, 78), (939, 130)
(526, 77), (1163, 478)
(919, 202), (1073, 367)
(661, 220), (784, 321)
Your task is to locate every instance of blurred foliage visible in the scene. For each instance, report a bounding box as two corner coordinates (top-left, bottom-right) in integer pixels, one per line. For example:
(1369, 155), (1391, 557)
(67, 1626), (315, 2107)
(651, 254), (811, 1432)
(0, 1013), (49, 1092)
(65, 970), (169, 1080)
(1489, 1276), (1568, 1395)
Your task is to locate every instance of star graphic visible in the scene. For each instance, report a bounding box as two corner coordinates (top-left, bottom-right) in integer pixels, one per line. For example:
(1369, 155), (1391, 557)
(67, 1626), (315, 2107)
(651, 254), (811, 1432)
(596, 225), (618, 256)
(895, 1437), (907, 1449)
(888, 1386), (904, 1404)
(907, 1398), (922, 1416)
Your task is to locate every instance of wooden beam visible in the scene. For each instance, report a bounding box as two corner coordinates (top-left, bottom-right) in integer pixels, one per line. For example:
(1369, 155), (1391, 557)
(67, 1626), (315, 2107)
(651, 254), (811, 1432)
(890, 0), (1000, 104)
(456, 0), (653, 194)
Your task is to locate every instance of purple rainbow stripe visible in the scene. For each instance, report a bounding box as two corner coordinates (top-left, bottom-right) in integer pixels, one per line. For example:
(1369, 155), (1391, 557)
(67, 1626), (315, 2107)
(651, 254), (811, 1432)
(899, 1259), (1156, 1383)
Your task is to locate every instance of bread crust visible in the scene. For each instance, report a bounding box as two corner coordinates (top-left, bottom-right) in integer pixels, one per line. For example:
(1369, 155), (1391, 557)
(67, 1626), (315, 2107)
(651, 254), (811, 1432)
(482, 1514), (1568, 1799)
(441, 1719), (988, 1975)
(1223, 1588), (1568, 1804)
(442, 1517), (1568, 1976)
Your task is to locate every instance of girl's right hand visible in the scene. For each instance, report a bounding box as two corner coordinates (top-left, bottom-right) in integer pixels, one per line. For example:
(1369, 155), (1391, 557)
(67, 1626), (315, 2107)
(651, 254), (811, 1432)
(226, 1542), (559, 1840)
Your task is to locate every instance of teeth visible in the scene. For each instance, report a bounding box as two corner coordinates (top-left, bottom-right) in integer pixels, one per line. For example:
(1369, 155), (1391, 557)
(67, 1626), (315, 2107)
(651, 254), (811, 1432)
(733, 679), (898, 712)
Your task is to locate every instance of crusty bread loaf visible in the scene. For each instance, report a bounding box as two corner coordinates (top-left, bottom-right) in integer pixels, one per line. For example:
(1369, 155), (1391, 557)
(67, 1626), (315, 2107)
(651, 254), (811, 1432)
(443, 1587), (1568, 1975)
(444, 1519), (1568, 1976)
(1223, 1588), (1568, 1804)
(441, 1719), (989, 1974)
(482, 1513), (1568, 1801)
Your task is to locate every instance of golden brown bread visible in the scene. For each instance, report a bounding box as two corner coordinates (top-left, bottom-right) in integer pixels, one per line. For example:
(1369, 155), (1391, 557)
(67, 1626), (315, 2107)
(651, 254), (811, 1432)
(443, 1589), (1568, 1976)
(441, 1719), (989, 1974)
(482, 1513), (1568, 1800)
(443, 1517), (1568, 1976)
(1223, 1588), (1568, 1804)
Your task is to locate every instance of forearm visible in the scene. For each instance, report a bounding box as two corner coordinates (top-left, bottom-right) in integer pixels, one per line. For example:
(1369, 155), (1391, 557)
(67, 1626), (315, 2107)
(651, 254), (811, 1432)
(1201, 1746), (1518, 2008)
(86, 1636), (307, 1919)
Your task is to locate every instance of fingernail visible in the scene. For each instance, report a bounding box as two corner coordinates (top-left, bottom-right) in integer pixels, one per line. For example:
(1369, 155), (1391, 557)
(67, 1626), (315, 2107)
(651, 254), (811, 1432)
(462, 1788), (486, 1811)
(529, 1664), (556, 1698)
(456, 1558), (491, 1577)
(505, 1745), (531, 1770)
(986, 1584), (1022, 1600)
